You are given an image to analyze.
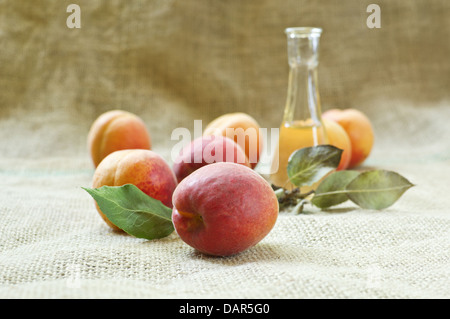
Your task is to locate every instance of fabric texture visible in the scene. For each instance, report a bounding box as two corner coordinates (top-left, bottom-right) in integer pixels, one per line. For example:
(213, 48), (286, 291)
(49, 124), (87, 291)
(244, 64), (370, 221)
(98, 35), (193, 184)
(0, 0), (449, 298)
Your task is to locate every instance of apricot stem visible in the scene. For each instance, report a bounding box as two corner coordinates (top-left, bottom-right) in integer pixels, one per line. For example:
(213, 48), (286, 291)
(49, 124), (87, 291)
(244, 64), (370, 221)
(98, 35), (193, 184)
(274, 185), (317, 212)
(293, 199), (309, 214)
(274, 188), (285, 199)
(177, 210), (197, 219)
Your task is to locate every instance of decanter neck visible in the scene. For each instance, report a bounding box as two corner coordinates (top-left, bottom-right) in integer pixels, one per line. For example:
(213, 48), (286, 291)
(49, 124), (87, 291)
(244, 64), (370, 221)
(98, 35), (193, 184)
(282, 27), (323, 125)
(283, 65), (321, 124)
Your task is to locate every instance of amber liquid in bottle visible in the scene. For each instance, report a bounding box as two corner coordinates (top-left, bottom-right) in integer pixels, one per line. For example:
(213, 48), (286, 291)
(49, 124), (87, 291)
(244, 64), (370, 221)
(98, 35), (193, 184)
(271, 121), (327, 189)
(270, 27), (327, 190)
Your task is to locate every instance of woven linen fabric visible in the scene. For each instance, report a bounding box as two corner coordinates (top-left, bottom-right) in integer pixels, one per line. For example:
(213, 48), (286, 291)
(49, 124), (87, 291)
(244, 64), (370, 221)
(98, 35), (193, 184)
(0, 0), (449, 299)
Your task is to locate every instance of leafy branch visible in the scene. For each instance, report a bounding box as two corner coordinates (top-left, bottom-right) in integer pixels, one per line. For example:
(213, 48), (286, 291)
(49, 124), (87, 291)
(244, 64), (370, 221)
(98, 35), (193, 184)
(274, 145), (414, 213)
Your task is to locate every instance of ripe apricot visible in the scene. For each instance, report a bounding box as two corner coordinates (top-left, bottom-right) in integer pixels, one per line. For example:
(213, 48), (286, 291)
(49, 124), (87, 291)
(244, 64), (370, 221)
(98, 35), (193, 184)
(88, 110), (151, 167)
(203, 112), (262, 169)
(92, 149), (177, 230)
(322, 118), (352, 170)
(322, 108), (374, 168)
(172, 162), (279, 256)
(173, 135), (251, 183)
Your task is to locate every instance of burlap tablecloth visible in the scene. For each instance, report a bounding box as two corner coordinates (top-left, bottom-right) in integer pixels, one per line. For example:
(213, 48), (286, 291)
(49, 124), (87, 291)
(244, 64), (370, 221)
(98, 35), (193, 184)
(0, 0), (449, 298)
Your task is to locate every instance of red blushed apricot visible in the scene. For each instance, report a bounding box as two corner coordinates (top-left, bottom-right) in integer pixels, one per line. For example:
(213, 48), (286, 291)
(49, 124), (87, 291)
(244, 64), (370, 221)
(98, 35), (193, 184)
(172, 162), (279, 257)
(172, 135), (251, 183)
(88, 110), (151, 167)
(92, 149), (177, 230)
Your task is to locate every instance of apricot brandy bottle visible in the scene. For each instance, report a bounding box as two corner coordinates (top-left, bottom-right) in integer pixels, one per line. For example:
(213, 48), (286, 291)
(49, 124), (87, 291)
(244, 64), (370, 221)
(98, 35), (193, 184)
(271, 27), (328, 189)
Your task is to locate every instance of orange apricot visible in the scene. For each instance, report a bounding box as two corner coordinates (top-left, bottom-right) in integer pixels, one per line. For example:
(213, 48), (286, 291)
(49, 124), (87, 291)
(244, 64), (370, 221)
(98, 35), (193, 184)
(323, 108), (374, 168)
(91, 149), (177, 230)
(88, 110), (151, 167)
(322, 118), (352, 171)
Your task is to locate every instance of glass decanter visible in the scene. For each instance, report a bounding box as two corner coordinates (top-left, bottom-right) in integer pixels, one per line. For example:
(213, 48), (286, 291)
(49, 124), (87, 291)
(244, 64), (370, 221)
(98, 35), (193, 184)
(270, 27), (328, 189)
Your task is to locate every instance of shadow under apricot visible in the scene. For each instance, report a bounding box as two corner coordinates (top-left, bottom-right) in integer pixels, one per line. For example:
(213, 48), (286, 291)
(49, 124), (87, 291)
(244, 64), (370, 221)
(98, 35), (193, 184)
(186, 241), (298, 265)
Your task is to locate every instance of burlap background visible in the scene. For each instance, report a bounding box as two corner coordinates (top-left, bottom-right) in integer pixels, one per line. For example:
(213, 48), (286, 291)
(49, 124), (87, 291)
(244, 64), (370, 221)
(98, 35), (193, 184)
(0, 0), (449, 298)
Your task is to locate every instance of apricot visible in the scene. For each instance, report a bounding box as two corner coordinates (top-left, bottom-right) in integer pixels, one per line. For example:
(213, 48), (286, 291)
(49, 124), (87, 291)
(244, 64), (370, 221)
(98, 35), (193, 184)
(172, 162), (279, 256)
(322, 108), (374, 168)
(203, 112), (263, 169)
(173, 135), (251, 183)
(322, 118), (352, 170)
(92, 149), (177, 230)
(88, 110), (151, 167)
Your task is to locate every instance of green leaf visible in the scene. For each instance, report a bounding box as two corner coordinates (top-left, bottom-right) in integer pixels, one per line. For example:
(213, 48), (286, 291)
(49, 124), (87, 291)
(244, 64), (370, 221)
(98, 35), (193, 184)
(345, 170), (414, 210)
(311, 170), (360, 208)
(82, 184), (174, 240)
(287, 145), (343, 187)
